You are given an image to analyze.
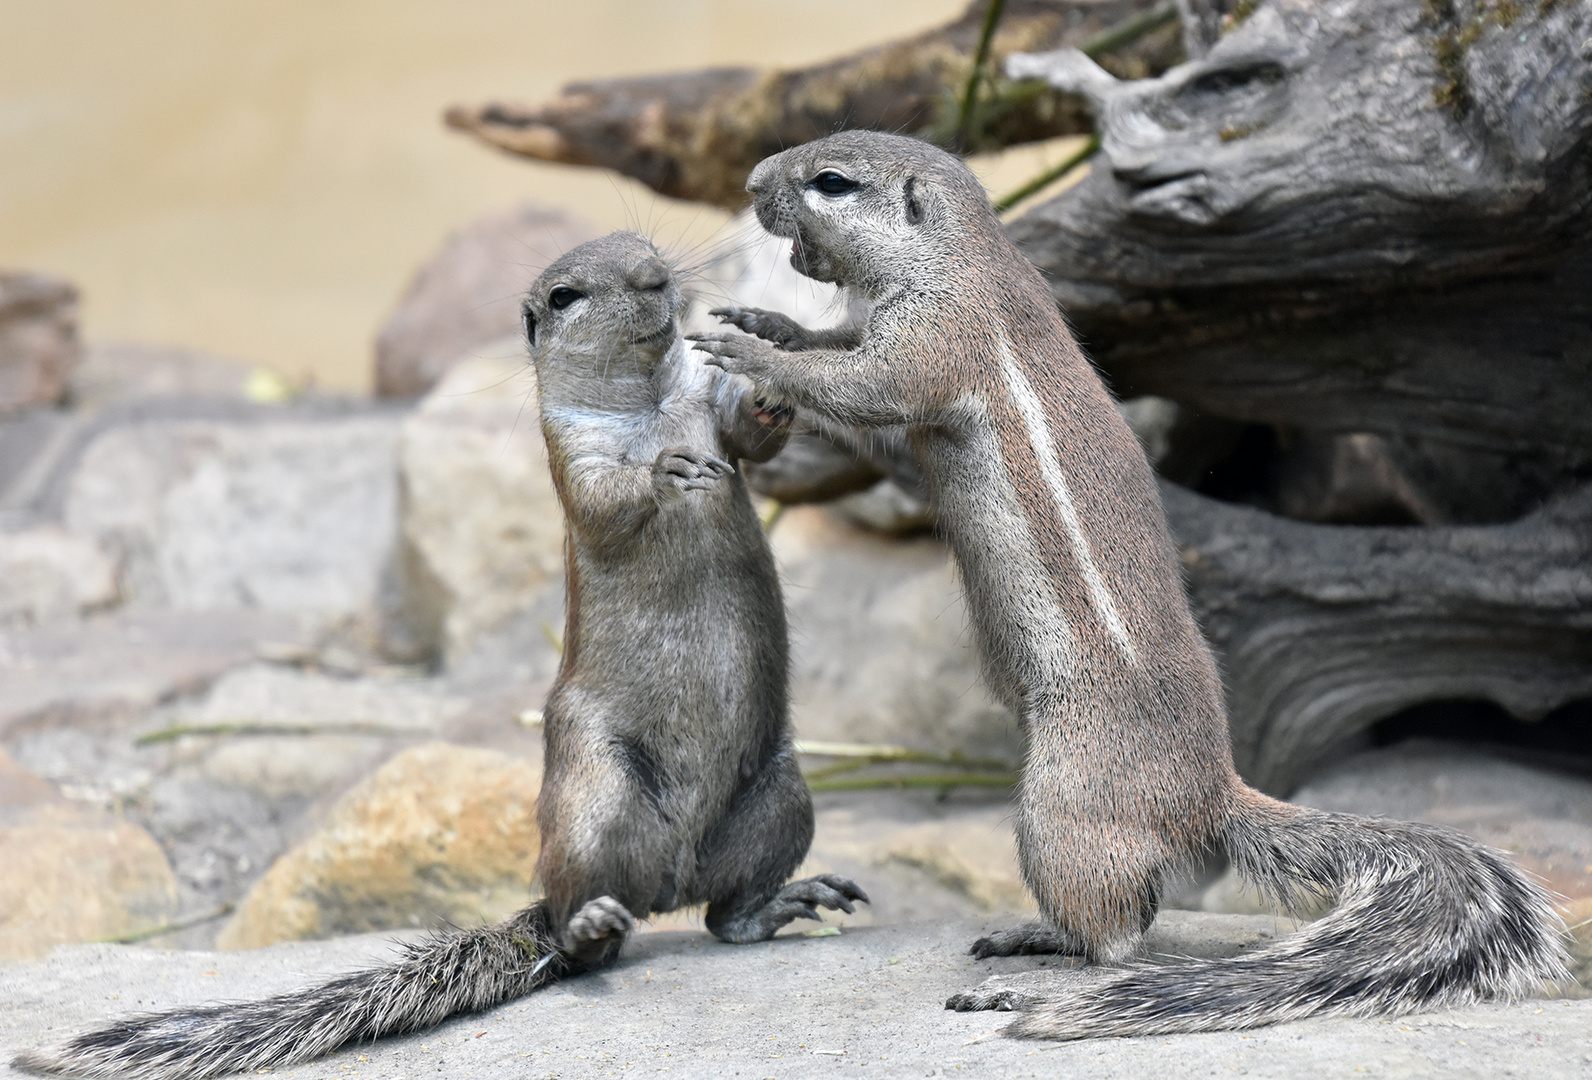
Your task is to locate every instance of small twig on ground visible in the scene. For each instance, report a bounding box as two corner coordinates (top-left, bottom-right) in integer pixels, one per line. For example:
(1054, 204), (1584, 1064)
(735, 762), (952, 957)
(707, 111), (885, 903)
(793, 740), (1012, 772)
(104, 903), (236, 944)
(806, 772), (1016, 793)
(136, 722), (424, 746)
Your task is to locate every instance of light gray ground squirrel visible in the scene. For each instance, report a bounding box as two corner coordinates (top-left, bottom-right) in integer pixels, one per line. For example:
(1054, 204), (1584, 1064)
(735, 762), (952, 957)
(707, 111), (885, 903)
(689, 131), (1568, 1039)
(17, 231), (866, 1080)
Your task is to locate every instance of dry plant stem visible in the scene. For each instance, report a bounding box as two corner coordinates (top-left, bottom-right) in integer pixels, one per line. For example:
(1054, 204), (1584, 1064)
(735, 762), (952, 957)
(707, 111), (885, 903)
(1084, 0), (1180, 56)
(794, 740), (1013, 770)
(956, 0), (1009, 151)
(139, 726), (423, 745)
(995, 133), (1099, 213)
(105, 904), (236, 945)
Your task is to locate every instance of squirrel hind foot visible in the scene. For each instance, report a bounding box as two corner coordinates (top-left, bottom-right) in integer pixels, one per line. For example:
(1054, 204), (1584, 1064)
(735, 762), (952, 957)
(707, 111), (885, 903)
(563, 896), (635, 967)
(707, 873), (869, 943)
(968, 922), (1089, 960)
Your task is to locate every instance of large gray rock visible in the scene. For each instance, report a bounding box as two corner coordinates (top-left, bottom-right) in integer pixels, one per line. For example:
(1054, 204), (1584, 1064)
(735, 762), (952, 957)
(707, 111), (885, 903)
(62, 412), (402, 614)
(0, 609), (305, 733)
(395, 352), (564, 663)
(0, 273), (79, 415)
(772, 506), (1017, 762)
(374, 203), (597, 398)
(3, 913), (1588, 1078)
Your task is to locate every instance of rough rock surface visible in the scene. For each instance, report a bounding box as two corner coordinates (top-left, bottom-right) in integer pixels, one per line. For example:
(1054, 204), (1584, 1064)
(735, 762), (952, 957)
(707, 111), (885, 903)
(0, 525), (117, 626)
(0, 273), (79, 415)
(771, 505), (1017, 762)
(395, 352), (563, 662)
(62, 411), (402, 613)
(4, 913), (1589, 1079)
(217, 743), (542, 950)
(374, 203), (597, 398)
(0, 609), (305, 732)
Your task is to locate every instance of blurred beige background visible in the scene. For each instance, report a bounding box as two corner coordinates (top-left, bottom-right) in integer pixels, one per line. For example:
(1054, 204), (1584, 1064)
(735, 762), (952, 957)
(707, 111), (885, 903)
(1, 0), (969, 392)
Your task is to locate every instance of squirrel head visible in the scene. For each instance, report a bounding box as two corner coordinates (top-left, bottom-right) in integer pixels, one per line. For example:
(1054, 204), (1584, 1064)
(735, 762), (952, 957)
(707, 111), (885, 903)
(522, 231), (686, 391)
(744, 131), (997, 296)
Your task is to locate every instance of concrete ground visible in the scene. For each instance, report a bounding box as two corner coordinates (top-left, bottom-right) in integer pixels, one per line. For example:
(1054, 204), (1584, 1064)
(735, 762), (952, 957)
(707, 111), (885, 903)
(3, 911), (1588, 1080)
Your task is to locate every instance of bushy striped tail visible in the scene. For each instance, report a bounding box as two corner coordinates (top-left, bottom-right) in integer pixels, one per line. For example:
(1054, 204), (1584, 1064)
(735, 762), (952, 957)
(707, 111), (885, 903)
(14, 902), (564, 1080)
(1007, 788), (1570, 1039)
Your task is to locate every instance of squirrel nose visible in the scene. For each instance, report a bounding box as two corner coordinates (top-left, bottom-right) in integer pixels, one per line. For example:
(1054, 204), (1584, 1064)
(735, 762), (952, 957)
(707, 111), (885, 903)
(625, 257), (670, 292)
(746, 159), (774, 196)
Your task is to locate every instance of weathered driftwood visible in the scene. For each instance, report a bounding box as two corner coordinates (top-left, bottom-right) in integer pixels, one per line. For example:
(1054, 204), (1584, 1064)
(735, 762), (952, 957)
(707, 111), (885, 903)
(1169, 480), (1592, 793)
(1003, 0), (1592, 460)
(445, 0), (1183, 209)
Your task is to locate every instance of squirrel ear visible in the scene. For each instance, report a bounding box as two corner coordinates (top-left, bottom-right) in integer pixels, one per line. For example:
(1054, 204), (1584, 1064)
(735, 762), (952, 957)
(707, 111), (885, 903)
(904, 176), (924, 226)
(521, 301), (537, 346)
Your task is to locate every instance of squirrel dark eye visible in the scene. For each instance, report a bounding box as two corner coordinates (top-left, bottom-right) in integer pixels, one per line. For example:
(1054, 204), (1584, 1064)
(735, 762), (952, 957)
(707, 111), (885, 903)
(810, 171), (859, 196)
(549, 286), (583, 310)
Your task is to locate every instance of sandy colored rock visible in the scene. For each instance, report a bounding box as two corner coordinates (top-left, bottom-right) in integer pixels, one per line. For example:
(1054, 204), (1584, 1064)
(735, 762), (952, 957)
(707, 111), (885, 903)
(217, 743), (541, 950)
(0, 800), (178, 962)
(0, 525), (117, 625)
(374, 202), (597, 398)
(0, 272), (79, 414)
(396, 353), (564, 662)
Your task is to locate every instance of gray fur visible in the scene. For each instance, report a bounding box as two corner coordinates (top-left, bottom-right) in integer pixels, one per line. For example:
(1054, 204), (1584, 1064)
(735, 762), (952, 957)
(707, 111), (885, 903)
(16, 231), (865, 1079)
(689, 131), (1568, 1039)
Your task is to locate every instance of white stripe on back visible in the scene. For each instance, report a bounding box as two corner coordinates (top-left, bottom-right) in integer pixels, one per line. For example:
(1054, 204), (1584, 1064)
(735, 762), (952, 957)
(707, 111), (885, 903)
(996, 336), (1137, 663)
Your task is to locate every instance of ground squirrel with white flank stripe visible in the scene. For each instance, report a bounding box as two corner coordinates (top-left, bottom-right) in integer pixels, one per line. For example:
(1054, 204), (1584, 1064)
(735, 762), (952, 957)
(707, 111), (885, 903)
(17, 231), (866, 1079)
(690, 131), (1567, 1039)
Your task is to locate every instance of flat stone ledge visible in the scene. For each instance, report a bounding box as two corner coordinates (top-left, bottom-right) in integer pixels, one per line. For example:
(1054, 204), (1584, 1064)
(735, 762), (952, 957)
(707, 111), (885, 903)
(3, 912), (1588, 1079)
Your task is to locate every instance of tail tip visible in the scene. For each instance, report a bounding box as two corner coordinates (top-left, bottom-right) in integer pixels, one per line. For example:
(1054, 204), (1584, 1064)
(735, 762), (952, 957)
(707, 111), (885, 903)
(11, 1048), (67, 1077)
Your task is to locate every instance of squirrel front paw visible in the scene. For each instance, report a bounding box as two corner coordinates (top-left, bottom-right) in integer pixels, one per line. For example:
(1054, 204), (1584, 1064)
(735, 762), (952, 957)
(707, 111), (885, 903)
(687, 330), (778, 380)
(708, 306), (806, 348)
(653, 447), (731, 499)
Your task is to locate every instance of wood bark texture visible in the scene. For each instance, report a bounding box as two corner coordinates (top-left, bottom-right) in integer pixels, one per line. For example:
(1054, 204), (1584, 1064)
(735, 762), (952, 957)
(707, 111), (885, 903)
(1004, 0), (1592, 460)
(445, 0), (1183, 209)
